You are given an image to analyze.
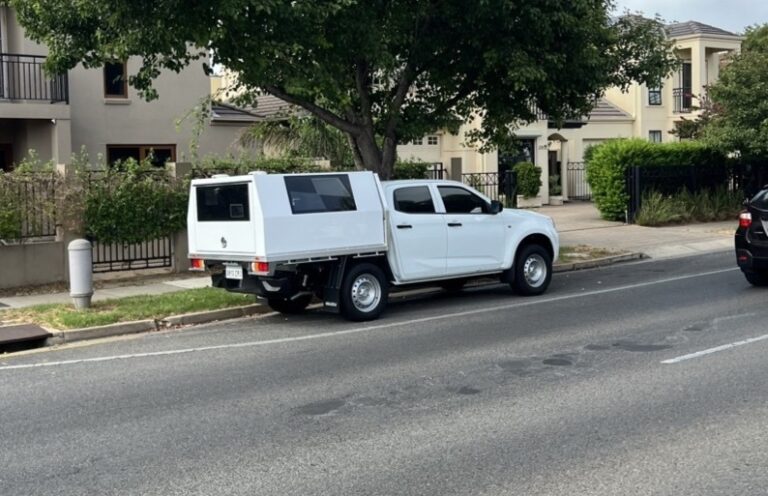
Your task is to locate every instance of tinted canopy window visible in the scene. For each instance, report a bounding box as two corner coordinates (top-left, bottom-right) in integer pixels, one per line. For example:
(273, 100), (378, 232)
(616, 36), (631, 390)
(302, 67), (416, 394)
(196, 184), (250, 221)
(438, 186), (489, 214)
(394, 186), (435, 214)
(285, 175), (357, 214)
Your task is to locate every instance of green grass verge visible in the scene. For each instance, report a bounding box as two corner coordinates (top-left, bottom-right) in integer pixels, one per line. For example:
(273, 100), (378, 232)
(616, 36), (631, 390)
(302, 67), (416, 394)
(1, 287), (254, 330)
(558, 245), (625, 264)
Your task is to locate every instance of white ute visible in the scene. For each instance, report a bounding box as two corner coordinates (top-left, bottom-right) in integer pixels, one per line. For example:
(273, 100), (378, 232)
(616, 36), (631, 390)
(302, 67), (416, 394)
(187, 171), (559, 321)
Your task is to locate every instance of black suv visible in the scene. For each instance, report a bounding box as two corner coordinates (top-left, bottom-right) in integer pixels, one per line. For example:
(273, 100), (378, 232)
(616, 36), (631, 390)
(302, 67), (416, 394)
(736, 187), (768, 285)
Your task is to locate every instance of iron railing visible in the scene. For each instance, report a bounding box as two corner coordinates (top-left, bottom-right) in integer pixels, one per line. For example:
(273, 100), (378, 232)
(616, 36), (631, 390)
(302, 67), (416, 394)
(91, 237), (174, 273)
(461, 171), (517, 207)
(0, 172), (58, 243)
(0, 53), (69, 103)
(672, 87), (693, 113)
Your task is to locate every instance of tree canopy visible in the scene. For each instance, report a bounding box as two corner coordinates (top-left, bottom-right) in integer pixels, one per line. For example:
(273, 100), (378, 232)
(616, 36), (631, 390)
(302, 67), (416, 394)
(12, 0), (675, 178)
(702, 25), (768, 162)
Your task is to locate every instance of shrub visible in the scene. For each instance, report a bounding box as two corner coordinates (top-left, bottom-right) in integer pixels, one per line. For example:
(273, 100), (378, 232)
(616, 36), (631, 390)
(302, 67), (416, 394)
(635, 186), (742, 226)
(513, 162), (542, 198)
(549, 174), (562, 196)
(392, 160), (430, 179)
(586, 139), (726, 221)
(193, 156), (323, 176)
(0, 175), (23, 241)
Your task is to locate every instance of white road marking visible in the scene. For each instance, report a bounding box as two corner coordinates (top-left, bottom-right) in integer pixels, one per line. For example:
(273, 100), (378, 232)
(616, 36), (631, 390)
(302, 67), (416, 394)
(662, 333), (768, 364)
(0, 267), (737, 371)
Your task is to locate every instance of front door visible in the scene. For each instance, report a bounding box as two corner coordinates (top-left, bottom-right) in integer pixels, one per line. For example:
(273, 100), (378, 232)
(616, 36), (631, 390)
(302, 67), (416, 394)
(388, 185), (447, 281)
(0, 144), (13, 171)
(437, 185), (506, 275)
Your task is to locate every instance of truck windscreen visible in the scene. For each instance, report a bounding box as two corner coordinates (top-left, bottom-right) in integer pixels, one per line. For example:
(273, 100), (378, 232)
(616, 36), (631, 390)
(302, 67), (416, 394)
(196, 184), (250, 221)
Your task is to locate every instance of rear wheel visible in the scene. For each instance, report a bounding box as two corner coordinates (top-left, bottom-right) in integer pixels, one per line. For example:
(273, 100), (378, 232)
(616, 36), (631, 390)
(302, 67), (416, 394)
(267, 294), (313, 314)
(512, 244), (552, 296)
(340, 263), (389, 321)
(744, 270), (768, 287)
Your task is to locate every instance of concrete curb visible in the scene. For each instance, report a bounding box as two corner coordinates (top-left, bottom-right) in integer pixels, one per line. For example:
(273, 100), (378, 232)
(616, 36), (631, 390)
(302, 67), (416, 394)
(553, 252), (645, 273)
(45, 304), (268, 346)
(38, 253), (643, 348)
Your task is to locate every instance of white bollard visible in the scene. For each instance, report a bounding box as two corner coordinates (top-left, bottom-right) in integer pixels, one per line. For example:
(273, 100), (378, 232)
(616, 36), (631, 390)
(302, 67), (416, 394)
(68, 239), (93, 309)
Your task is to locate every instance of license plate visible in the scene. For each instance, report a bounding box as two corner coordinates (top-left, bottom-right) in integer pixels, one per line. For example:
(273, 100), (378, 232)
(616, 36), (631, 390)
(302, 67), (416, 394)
(225, 265), (243, 280)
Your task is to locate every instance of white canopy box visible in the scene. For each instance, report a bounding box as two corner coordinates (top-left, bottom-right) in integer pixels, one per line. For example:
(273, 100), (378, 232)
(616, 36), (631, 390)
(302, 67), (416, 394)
(187, 171), (388, 263)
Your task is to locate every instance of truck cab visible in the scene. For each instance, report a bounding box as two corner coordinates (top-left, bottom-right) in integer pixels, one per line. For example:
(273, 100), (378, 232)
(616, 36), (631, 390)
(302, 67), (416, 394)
(188, 171), (558, 321)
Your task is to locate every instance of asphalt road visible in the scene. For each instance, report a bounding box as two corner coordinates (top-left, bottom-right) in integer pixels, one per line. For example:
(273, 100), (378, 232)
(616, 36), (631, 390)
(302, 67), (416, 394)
(2, 251), (767, 496)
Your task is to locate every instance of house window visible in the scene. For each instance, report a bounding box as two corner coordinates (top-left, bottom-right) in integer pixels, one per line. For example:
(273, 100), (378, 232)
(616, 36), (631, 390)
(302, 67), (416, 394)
(649, 131), (663, 143)
(104, 61), (128, 98)
(411, 138), (423, 146)
(427, 135), (439, 146)
(107, 145), (176, 167)
(648, 87), (662, 106)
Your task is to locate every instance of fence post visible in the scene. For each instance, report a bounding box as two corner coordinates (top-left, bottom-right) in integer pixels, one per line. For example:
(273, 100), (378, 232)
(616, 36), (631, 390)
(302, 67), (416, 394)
(504, 170), (517, 208)
(625, 166), (641, 224)
(167, 162), (192, 273)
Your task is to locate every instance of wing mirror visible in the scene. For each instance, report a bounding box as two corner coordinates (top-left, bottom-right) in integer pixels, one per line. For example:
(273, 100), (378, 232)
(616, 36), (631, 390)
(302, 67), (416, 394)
(489, 200), (503, 214)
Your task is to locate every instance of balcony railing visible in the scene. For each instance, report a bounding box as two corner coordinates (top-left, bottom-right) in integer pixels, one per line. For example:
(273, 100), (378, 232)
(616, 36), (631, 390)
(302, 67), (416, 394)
(673, 87), (693, 113)
(0, 53), (69, 104)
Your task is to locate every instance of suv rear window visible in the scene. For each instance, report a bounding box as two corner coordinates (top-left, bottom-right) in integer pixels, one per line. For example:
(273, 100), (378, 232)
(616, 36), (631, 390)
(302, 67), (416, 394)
(196, 184), (250, 221)
(285, 175), (357, 214)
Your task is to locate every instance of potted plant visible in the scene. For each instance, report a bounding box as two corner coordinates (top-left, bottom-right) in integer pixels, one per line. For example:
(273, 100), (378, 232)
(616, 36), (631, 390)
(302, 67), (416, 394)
(513, 161), (542, 208)
(549, 174), (563, 205)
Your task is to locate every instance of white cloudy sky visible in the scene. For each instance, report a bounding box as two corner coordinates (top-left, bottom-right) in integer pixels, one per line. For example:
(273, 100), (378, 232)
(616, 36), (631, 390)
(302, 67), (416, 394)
(613, 0), (768, 33)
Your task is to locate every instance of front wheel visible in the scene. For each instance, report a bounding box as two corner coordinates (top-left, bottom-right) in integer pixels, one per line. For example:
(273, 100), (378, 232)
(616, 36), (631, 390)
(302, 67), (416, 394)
(744, 270), (768, 287)
(512, 244), (552, 296)
(267, 294), (313, 314)
(340, 263), (389, 321)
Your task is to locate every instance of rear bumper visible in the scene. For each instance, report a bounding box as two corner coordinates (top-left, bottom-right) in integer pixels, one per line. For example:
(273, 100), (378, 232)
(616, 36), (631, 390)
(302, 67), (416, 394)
(735, 232), (768, 270)
(211, 271), (297, 298)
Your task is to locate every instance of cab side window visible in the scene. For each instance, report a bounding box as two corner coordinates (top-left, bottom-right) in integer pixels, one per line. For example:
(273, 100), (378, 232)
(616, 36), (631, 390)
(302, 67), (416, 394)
(394, 186), (435, 214)
(438, 186), (488, 214)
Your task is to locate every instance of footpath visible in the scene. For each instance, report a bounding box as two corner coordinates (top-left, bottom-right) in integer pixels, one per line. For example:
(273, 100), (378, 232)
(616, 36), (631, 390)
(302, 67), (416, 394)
(0, 202), (736, 349)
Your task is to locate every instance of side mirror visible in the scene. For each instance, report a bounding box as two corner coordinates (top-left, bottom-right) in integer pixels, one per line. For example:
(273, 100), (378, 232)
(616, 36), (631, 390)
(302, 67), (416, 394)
(489, 200), (503, 214)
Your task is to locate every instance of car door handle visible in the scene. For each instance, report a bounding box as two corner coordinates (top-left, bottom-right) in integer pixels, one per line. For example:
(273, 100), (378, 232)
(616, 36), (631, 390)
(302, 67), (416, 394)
(397, 224), (413, 229)
(448, 222), (462, 227)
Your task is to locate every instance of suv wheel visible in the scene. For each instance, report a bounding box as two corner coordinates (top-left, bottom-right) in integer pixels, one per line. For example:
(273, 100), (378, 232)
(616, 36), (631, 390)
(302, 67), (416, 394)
(512, 244), (552, 296)
(340, 263), (389, 321)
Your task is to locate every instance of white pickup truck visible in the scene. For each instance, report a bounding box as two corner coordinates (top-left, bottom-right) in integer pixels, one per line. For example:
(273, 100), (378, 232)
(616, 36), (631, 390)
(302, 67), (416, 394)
(187, 171), (559, 321)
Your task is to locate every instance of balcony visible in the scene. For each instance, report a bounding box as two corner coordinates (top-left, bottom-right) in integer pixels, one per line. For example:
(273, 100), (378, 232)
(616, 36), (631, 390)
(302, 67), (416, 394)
(0, 53), (68, 104)
(673, 87), (693, 113)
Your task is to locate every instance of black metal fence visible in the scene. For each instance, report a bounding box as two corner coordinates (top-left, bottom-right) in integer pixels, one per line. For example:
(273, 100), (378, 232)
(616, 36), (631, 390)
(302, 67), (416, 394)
(461, 171), (517, 207)
(425, 162), (444, 179)
(566, 162), (592, 201)
(624, 164), (768, 223)
(91, 237), (174, 273)
(0, 172), (58, 243)
(0, 53), (69, 103)
(672, 87), (693, 114)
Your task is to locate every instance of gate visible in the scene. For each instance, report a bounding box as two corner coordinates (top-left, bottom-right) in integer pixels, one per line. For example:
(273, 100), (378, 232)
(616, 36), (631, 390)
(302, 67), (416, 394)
(91, 237), (173, 273)
(566, 162), (592, 201)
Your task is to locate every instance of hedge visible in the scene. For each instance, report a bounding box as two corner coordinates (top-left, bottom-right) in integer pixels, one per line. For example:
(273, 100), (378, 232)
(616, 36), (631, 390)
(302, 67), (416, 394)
(585, 139), (726, 220)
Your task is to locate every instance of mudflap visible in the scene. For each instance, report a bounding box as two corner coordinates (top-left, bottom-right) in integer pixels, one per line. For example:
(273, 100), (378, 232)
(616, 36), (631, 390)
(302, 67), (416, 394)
(321, 257), (347, 313)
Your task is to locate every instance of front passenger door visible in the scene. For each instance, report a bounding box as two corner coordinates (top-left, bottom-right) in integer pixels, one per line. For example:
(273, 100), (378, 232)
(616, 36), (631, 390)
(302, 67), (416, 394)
(438, 186), (506, 275)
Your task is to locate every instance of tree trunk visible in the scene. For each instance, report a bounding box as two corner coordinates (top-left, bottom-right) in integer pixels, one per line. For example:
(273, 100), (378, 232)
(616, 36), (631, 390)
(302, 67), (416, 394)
(349, 132), (395, 179)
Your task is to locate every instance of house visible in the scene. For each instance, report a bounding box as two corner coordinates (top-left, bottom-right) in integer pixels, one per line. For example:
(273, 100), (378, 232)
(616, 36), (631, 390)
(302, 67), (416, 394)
(400, 20), (744, 204)
(0, 5), (258, 171)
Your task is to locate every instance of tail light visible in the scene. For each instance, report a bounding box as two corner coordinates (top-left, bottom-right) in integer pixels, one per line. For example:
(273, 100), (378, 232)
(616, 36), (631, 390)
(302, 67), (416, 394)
(190, 258), (205, 271)
(739, 211), (752, 229)
(251, 261), (270, 275)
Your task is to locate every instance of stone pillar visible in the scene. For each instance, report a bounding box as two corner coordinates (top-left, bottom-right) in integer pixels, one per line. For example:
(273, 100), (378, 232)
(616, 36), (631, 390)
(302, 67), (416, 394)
(167, 162), (193, 273)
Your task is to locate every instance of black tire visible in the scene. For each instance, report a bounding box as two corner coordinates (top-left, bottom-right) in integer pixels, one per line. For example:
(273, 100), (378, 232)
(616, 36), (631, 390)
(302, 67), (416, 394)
(340, 263), (389, 321)
(744, 270), (768, 287)
(267, 293), (313, 314)
(440, 279), (467, 293)
(512, 244), (552, 296)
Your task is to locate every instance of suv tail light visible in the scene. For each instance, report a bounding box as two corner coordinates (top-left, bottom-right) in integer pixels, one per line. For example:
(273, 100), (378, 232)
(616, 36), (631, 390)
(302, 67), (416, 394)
(739, 211), (752, 229)
(190, 258), (205, 271)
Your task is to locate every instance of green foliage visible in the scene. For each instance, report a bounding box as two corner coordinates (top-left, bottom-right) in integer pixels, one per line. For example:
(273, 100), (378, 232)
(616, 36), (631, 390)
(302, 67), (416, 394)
(0, 175), (24, 241)
(193, 156), (324, 177)
(703, 25), (768, 160)
(83, 159), (188, 244)
(0, 151), (58, 242)
(585, 139), (726, 220)
(635, 187), (742, 226)
(513, 162), (542, 199)
(392, 160), (430, 179)
(11, 0), (676, 177)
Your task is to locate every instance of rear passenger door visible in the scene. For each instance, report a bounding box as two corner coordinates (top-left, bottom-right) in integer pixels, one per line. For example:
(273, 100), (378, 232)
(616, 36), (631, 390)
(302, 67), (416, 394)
(388, 185), (447, 281)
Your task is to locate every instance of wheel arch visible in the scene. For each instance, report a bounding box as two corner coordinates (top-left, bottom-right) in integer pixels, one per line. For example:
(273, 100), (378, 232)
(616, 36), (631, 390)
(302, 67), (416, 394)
(514, 233), (555, 264)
